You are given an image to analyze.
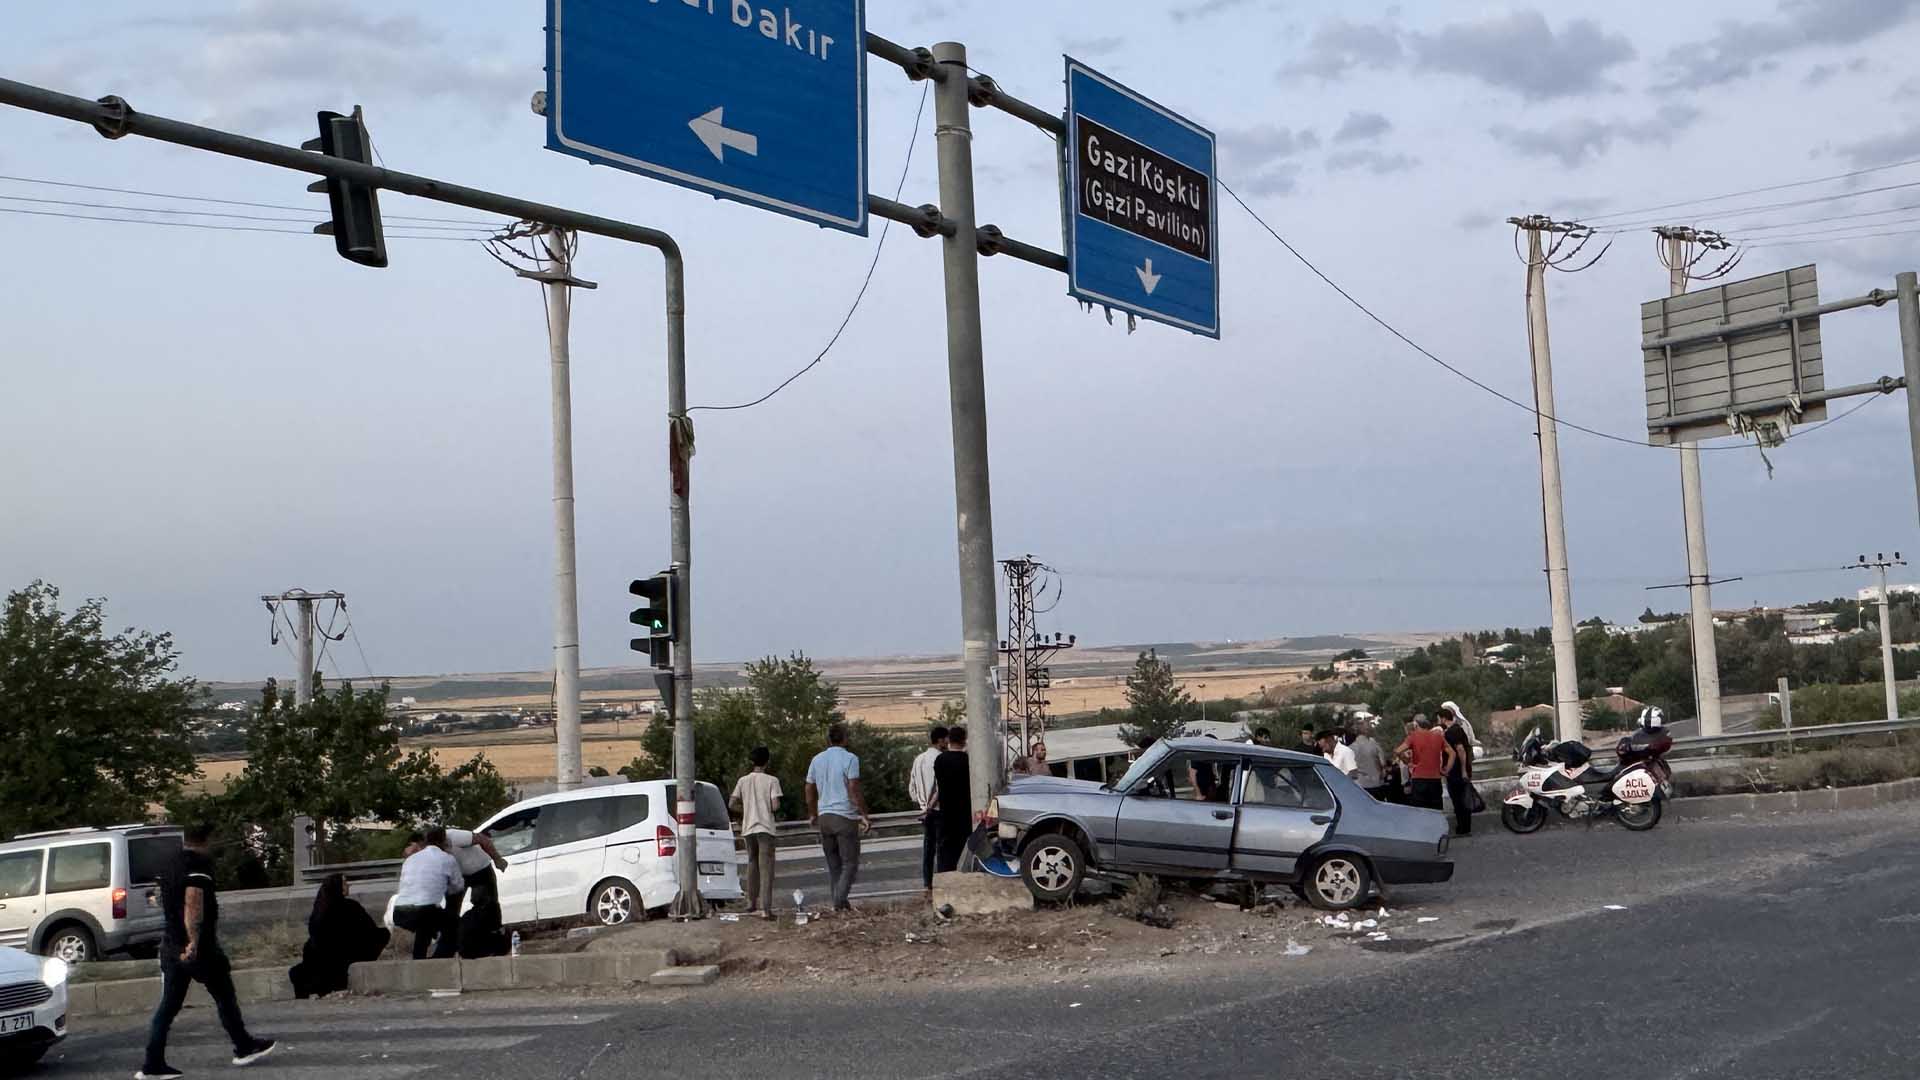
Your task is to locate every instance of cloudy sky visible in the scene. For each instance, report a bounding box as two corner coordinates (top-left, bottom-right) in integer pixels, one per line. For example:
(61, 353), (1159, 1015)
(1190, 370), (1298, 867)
(4, 0), (1919, 682)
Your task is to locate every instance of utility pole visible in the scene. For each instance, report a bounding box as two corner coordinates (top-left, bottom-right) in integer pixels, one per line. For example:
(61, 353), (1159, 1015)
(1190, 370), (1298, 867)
(1899, 272), (1920, 532)
(1655, 226), (1726, 737)
(489, 224), (598, 791)
(261, 589), (344, 706)
(998, 557), (1074, 772)
(932, 41), (1004, 815)
(1510, 216), (1583, 743)
(1849, 553), (1907, 724)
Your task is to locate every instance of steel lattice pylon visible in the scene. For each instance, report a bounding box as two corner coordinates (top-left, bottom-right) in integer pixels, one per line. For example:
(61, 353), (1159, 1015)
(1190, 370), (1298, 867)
(999, 556), (1073, 774)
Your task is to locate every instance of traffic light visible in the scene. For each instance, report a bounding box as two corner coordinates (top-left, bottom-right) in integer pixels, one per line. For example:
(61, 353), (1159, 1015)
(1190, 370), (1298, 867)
(302, 106), (387, 268)
(630, 571), (678, 669)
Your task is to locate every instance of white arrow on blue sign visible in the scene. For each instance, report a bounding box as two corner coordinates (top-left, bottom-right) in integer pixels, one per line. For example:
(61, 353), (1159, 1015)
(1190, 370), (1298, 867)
(1064, 59), (1220, 338)
(546, 0), (869, 235)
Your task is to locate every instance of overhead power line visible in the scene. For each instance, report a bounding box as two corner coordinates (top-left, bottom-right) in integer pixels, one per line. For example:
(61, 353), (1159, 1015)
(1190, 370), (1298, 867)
(1220, 180), (1888, 453)
(1599, 177), (1920, 233)
(0, 204), (479, 241)
(1582, 155), (1920, 224)
(0, 172), (504, 226)
(688, 82), (930, 412)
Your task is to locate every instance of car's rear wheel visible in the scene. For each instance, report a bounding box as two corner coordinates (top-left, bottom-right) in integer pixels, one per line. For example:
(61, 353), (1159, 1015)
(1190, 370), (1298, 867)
(1019, 832), (1086, 904)
(44, 923), (95, 964)
(1302, 853), (1371, 911)
(589, 878), (642, 926)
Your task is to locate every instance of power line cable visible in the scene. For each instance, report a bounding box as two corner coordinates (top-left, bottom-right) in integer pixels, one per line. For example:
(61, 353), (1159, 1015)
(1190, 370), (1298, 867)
(687, 82), (930, 412)
(0, 173), (504, 225)
(0, 204), (479, 241)
(1221, 181), (1887, 453)
(0, 192), (492, 231)
(1582, 155), (1920, 224)
(1742, 224), (1920, 248)
(1598, 177), (1920, 233)
(1715, 200), (1920, 235)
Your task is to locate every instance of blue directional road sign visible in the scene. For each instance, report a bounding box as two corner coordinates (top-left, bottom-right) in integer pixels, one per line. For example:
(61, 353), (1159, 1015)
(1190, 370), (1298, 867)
(546, 0), (868, 234)
(1064, 59), (1219, 338)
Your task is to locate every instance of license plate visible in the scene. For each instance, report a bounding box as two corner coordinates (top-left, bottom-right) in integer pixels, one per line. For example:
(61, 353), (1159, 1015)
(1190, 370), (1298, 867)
(0, 1012), (34, 1035)
(698, 861), (724, 876)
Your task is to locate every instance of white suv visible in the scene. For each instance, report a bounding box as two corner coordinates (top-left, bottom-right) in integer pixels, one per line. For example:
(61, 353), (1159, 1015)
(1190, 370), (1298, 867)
(0, 826), (182, 962)
(0, 932), (69, 1068)
(476, 780), (742, 926)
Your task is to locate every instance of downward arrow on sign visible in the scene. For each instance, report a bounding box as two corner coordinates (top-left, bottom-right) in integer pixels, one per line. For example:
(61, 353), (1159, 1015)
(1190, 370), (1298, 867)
(689, 107), (759, 163)
(1135, 258), (1162, 295)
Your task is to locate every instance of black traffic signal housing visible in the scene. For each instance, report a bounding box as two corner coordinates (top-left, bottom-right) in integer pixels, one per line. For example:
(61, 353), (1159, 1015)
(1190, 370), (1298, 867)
(303, 107), (387, 268)
(630, 571), (678, 669)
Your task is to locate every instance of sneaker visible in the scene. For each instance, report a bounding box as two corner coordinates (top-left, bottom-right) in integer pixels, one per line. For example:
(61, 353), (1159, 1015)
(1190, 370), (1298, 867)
(232, 1040), (277, 1067)
(136, 1066), (186, 1079)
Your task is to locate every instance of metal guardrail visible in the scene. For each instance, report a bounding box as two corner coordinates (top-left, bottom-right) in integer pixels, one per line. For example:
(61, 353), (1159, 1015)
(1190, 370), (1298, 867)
(1663, 715), (1920, 754)
(300, 858), (402, 885)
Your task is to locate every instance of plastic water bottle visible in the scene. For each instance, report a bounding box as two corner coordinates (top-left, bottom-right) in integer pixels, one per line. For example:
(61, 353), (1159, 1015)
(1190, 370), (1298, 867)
(509, 931), (521, 957)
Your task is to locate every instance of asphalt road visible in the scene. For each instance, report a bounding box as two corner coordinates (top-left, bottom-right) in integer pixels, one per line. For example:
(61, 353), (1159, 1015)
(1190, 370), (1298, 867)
(49, 802), (1920, 1079)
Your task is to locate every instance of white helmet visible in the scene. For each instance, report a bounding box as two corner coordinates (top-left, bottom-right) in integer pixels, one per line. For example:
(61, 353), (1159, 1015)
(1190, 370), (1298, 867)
(1637, 706), (1666, 731)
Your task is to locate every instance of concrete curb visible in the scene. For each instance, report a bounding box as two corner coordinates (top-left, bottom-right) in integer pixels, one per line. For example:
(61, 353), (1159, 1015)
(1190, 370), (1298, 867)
(1669, 775), (1920, 820)
(68, 948), (683, 1019)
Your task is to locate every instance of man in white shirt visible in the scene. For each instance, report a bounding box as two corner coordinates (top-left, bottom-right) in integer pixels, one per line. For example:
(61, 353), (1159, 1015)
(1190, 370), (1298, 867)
(729, 746), (784, 919)
(1317, 731), (1359, 781)
(907, 725), (949, 892)
(390, 828), (466, 959)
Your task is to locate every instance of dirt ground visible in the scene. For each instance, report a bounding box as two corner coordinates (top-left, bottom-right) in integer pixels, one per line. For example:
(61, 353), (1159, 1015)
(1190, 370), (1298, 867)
(534, 885), (1428, 993)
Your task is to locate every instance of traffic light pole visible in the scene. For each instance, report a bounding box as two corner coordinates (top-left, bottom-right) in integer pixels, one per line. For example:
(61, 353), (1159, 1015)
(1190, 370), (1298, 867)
(0, 77), (709, 910)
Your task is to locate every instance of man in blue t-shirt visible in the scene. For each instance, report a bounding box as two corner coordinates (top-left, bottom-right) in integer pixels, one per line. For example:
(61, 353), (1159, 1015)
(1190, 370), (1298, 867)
(806, 724), (871, 911)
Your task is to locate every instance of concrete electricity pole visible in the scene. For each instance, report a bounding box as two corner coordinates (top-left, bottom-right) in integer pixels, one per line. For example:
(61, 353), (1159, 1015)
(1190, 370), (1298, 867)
(1511, 216), (1583, 743)
(932, 41), (1005, 814)
(540, 229), (586, 792)
(262, 588), (343, 706)
(489, 223), (598, 792)
(1656, 226), (1725, 737)
(1849, 553), (1907, 724)
(1900, 272), (1920, 533)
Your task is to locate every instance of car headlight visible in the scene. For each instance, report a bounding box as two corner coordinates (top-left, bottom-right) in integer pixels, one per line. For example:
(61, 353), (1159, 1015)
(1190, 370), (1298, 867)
(40, 956), (68, 988)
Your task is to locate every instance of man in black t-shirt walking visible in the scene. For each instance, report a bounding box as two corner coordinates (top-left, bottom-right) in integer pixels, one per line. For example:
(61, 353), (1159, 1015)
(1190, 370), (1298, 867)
(138, 824), (276, 1079)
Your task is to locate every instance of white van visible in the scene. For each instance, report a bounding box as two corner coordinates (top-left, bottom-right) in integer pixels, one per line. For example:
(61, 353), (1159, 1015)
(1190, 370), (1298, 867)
(475, 780), (742, 927)
(0, 826), (182, 962)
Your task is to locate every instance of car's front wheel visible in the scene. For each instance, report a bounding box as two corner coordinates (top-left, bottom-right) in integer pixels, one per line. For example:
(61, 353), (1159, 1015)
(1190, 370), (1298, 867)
(1302, 853), (1372, 910)
(1019, 832), (1086, 903)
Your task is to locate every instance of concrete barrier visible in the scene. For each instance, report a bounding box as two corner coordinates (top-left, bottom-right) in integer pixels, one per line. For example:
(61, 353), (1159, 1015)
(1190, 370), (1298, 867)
(1669, 774), (1920, 820)
(72, 947), (688, 1019)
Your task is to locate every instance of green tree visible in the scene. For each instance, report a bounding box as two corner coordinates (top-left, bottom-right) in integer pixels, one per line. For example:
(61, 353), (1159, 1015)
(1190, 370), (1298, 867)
(623, 653), (918, 820)
(223, 679), (510, 863)
(1118, 650), (1193, 748)
(0, 582), (200, 836)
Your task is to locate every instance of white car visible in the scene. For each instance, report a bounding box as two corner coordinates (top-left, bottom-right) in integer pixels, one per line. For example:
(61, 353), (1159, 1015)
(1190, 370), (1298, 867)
(0, 945), (68, 1068)
(476, 780), (743, 927)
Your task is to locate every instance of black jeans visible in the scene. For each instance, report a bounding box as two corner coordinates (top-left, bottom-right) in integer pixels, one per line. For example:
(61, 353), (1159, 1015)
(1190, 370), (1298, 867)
(1446, 772), (1473, 835)
(1410, 778), (1444, 811)
(392, 903), (455, 959)
(146, 946), (253, 1068)
(936, 824), (970, 874)
(920, 810), (942, 888)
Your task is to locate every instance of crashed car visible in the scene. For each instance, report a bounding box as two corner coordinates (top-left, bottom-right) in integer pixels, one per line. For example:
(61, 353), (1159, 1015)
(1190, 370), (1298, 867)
(987, 737), (1453, 910)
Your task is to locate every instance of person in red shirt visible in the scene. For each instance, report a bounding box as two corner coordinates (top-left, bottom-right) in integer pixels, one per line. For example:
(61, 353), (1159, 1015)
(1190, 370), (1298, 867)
(1395, 713), (1447, 811)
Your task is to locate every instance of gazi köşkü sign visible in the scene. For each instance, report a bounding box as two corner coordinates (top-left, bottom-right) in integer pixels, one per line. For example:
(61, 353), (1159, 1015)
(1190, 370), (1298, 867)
(1075, 116), (1211, 262)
